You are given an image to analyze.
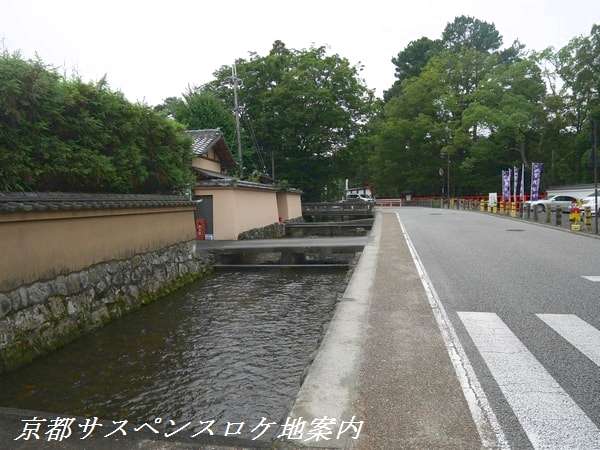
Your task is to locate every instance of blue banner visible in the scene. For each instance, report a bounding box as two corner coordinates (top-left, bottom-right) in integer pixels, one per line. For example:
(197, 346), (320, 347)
(513, 166), (518, 202)
(530, 162), (544, 201)
(520, 164), (525, 201)
(502, 169), (511, 201)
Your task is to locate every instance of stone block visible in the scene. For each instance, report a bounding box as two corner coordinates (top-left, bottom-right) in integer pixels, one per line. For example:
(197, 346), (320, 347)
(65, 273), (82, 295)
(27, 282), (52, 306)
(9, 287), (28, 313)
(79, 270), (90, 290)
(95, 278), (108, 296)
(53, 275), (69, 296)
(126, 284), (140, 299)
(0, 294), (11, 319)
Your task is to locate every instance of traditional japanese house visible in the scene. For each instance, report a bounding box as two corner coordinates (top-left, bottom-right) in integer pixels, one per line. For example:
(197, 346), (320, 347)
(187, 129), (302, 239)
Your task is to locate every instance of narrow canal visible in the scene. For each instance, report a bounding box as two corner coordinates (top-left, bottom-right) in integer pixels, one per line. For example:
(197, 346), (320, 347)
(0, 269), (347, 439)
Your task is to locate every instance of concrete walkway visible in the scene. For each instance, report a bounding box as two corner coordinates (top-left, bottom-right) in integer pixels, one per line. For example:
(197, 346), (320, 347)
(289, 211), (481, 449)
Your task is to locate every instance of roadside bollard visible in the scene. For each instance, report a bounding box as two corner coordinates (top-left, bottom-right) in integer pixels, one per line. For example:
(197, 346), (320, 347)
(556, 206), (562, 226)
(480, 200), (484, 211)
(533, 205), (538, 221)
(525, 204), (530, 220)
(500, 201), (505, 214)
(511, 202), (517, 217)
(546, 207), (551, 223)
(585, 206), (592, 231)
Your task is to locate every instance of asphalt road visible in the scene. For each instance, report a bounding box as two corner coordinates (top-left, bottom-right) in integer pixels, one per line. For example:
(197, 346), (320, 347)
(397, 207), (600, 449)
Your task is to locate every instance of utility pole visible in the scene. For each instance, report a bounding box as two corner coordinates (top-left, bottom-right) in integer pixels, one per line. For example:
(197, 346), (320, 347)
(594, 118), (598, 234)
(271, 150), (275, 182)
(232, 63), (243, 177)
(447, 152), (450, 205)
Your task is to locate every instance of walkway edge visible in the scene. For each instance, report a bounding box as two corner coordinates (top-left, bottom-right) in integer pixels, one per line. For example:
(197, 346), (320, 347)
(287, 213), (382, 448)
(395, 212), (509, 449)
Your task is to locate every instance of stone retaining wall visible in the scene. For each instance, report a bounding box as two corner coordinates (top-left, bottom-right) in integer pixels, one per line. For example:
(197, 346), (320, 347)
(237, 222), (286, 240)
(0, 241), (213, 373)
(237, 217), (305, 240)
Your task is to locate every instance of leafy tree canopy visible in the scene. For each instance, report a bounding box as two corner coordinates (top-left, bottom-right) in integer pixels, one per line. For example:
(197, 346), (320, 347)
(202, 41), (376, 200)
(442, 15), (503, 52)
(349, 17), (600, 197)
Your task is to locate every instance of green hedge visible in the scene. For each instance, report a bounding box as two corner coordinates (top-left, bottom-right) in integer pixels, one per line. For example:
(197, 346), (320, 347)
(0, 52), (193, 193)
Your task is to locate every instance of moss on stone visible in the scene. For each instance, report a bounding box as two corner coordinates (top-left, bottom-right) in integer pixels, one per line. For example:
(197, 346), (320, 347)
(0, 265), (212, 374)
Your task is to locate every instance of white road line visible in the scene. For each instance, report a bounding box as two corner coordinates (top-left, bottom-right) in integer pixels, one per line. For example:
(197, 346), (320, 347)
(458, 311), (600, 450)
(538, 314), (600, 367)
(395, 212), (508, 449)
(581, 276), (600, 282)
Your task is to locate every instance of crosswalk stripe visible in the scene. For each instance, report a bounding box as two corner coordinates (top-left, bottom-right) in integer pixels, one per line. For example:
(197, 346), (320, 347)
(458, 311), (600, 449)
(581, 276), (600, 282)
(538, 314), (600, 367)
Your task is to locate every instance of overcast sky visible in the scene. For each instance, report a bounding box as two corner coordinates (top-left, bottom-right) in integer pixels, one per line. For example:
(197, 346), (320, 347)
(2, 0), (599, 105)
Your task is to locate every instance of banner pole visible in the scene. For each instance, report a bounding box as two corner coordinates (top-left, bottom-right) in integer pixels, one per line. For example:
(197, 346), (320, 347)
(593, 119), (598, 234)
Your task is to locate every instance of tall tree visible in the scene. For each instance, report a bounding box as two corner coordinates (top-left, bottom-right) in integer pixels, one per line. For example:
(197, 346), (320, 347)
(442, 15), (502, 52)
(385, 37), (441, 100)
(363, 16), (557, 196)
(206, 41), (376, 200)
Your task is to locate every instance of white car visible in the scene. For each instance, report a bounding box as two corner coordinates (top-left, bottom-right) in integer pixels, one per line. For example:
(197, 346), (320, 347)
(581, 193), (600, 215)
(526, 195), (578, 213)
(344, 193), (375, 204)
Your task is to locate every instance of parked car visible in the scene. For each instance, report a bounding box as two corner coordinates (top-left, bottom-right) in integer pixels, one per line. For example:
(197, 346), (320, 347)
(525, 195), (578, 213)
(581, 192), (600, 216)
(344, 193), (375, 204)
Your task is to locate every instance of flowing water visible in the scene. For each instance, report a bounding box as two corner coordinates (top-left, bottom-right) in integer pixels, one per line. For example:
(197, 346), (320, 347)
(0, 269), (347, 439)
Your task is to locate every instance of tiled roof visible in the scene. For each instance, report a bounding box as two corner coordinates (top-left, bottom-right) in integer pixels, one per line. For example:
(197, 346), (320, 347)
(196, 178), (279, 191)
(186, 129), (237, 168)
(186, 129), (223, 156)
(0, 192), (193, 214)
(193, 170), (303, 194)
(192, 167), (231, 180)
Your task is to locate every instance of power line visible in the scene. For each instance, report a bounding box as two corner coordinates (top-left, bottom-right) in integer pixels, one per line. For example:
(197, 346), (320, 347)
(241, 112), (268, 173)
